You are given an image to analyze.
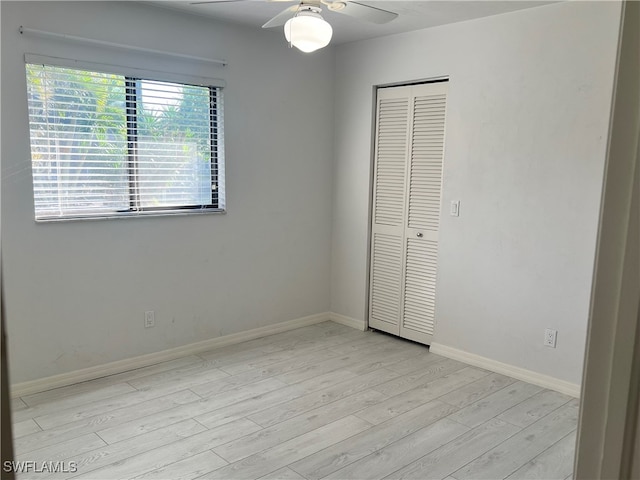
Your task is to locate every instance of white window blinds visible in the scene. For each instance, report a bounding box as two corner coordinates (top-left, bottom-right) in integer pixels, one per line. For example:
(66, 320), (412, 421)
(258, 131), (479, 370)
(26, 63), (223, 221)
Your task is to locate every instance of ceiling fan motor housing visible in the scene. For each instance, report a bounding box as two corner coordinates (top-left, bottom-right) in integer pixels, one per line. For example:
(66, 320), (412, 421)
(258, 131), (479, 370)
(323, 1), (347, 12)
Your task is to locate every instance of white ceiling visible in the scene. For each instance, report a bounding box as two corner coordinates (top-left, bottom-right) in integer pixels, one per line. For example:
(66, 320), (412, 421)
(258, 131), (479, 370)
(147, 1), (555, 44)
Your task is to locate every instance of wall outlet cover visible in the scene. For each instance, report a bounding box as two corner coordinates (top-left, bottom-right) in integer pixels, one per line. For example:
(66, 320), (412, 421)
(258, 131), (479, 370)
(144, 311), (155, 328)
(544, 328), (557, 348)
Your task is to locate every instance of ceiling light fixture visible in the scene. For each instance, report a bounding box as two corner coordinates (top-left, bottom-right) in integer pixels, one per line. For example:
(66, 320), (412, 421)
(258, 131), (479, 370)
(284, 6), (333, 53)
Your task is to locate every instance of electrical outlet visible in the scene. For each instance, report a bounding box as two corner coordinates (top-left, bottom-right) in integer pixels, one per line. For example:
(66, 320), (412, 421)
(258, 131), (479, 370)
(144, 311), (155, 328)
(544, 328), (557, 348)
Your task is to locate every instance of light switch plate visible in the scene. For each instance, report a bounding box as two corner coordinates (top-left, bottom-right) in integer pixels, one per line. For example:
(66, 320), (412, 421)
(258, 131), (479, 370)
(450, 200), (460, 217)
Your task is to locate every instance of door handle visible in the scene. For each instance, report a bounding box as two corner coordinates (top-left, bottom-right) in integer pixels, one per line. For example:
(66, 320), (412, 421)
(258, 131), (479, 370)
(416, 233), (423, 238)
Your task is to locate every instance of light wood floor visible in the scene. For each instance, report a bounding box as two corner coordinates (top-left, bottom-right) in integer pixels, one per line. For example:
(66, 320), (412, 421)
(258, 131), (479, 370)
(11, 322), (578, 480)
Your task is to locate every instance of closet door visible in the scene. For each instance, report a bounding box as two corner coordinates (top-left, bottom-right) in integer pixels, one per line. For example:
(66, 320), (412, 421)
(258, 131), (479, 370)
(368, 82), (448, 345)
(368, 87), (411, 335)
(400, 82), (448, 345)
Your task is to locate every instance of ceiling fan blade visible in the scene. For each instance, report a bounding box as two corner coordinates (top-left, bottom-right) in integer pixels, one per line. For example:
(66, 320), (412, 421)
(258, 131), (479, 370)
(334, 1), (397, 24)
(262, 5), (299, 28)
(190, 1), (249, 5)
(191, 0), (292, 4)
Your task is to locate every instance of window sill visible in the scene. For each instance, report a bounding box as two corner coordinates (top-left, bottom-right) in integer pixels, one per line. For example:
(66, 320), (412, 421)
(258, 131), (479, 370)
(35, 207), (227, 223)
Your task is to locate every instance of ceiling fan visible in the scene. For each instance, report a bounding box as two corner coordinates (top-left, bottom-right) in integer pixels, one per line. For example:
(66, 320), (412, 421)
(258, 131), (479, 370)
(189, 0), (398, 53)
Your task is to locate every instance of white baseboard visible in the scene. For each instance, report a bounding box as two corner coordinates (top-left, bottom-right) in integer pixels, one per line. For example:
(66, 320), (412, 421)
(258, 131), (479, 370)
(11, 312), (330, 398)
(430, 342), (581, 398)
(329, 312), (367, 331)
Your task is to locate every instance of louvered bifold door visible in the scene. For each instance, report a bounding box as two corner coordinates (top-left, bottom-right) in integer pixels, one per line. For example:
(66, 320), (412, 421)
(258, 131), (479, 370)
(400, 82), (448, 345)
(368, 88), (411, 335)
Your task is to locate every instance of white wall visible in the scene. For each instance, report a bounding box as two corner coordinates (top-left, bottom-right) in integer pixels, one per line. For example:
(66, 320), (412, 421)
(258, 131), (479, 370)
(331, 1), (621, 385)
(1, 1), (334, 383)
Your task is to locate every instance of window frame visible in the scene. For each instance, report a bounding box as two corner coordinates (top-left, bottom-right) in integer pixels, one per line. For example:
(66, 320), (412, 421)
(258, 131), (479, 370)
(24, 54), (226, 222)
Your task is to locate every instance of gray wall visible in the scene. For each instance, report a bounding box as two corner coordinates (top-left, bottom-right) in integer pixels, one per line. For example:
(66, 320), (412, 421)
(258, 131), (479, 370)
(1, 1), (334, 383)
(2, 0), (624, 388)
(330, 1), (621, 385)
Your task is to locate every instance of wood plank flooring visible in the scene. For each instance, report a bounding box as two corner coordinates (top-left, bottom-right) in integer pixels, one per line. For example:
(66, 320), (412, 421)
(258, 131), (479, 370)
(10, 322), (577, 479)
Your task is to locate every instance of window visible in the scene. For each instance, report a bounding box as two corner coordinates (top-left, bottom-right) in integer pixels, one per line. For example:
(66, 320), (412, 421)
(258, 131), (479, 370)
(26, 62), (224, 221)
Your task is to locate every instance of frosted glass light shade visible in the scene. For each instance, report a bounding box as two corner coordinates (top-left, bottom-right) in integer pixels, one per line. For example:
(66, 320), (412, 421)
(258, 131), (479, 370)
(284, 11), (333, 53)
